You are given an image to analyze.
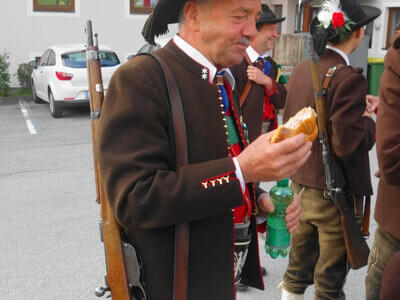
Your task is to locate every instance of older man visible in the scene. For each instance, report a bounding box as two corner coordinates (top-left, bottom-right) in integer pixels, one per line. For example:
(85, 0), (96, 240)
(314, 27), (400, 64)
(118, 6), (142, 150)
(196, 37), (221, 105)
(96, 0), (312, 299)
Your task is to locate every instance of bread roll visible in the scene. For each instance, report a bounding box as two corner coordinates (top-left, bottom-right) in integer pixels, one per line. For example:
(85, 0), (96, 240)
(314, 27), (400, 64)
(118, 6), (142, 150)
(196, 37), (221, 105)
(271, 107), (318, 143)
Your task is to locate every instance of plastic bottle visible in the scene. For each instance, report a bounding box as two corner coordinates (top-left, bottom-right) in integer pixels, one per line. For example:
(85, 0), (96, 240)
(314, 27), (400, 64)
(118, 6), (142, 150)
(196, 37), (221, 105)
(265, 178), (294, 259)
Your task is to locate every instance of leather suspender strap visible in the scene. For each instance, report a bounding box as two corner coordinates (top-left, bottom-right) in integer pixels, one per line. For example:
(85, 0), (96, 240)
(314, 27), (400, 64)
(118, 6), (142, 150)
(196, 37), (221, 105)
(322, 66), (337, 93)
(137, 53), (189, 300)
(240, 53), (254, 107)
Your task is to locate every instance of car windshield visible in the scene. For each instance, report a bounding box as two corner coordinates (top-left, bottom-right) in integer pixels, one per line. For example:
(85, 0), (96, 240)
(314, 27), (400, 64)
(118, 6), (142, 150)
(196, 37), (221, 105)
(61, 50), (120, 68)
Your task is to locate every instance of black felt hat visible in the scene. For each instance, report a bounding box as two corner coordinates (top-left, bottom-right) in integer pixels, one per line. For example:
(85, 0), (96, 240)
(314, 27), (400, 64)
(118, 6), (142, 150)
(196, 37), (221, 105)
(310, 0), (381, 55)
(256, 4), (285, 26)
(142, 0), (188, 45)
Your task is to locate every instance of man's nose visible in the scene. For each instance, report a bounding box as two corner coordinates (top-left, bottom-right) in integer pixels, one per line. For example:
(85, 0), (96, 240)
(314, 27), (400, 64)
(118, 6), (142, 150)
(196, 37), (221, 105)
(243, 19), (257, 40)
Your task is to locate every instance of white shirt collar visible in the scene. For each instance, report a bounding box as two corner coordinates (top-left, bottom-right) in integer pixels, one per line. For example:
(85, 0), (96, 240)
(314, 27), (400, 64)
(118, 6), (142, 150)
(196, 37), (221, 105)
(246, 46), (270, 63)
(326, 45), (350, 66)
(246, 46), (260, 63)
(173, 34), (235, 89)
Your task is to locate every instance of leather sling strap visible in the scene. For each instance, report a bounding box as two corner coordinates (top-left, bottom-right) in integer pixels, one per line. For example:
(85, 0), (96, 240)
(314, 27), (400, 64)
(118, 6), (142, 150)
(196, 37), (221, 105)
(239, 53), (254, 107)
(137, 53), (189, 300)
(322, 65), (371, 237)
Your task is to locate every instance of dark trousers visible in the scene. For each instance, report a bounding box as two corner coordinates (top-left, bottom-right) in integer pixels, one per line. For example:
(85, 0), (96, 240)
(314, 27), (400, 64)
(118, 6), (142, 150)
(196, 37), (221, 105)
(283, 183), (348, 300)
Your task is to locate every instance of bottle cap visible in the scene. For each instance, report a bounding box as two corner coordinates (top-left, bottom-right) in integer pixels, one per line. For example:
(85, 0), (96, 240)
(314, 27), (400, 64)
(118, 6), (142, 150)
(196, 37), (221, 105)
(277, 178), (289, 187)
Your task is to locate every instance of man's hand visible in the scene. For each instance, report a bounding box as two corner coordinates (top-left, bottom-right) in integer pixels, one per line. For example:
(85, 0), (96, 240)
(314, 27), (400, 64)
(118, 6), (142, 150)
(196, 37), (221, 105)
(257, 192), (301, 233)
(366, 94), (379, 114)
(247, 65), (274, 91)
(237, 131), (312, 183)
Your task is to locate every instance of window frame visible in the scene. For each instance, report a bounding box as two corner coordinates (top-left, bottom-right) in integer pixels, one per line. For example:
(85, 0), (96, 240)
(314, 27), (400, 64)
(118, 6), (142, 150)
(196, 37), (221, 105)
(33, 0), (75, 13)
(386, 7), (400, 48)
(130, 0), (157, 14)
(39, 50), (51, 67)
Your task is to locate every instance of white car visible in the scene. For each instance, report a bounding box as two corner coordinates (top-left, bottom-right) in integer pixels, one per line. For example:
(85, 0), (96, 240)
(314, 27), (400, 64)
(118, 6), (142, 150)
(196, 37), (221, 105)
(31, 44), (120, 118)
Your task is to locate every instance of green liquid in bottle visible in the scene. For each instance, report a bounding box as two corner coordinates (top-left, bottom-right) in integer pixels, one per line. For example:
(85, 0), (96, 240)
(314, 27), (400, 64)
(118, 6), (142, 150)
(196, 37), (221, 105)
(265, 178), (294, 259)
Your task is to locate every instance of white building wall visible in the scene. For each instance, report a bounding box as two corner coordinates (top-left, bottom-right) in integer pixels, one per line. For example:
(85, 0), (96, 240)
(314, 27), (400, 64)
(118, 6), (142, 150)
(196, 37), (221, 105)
(362, 0), (400, 58)
(1, 0), (177, 87)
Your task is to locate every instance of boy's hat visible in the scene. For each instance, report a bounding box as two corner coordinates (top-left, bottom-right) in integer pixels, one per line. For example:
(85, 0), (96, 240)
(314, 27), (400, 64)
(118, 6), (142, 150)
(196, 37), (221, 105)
(310, 0), (381, 55)
(256, 4), (285, 26)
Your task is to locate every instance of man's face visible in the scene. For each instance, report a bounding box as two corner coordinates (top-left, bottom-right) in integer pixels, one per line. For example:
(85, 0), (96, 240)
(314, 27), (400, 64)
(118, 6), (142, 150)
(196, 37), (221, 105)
(257, 23), (279, 52)
(195, 0), (261, 69)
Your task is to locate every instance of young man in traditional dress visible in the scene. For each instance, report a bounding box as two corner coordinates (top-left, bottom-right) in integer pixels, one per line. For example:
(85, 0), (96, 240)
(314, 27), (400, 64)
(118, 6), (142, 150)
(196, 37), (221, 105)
(280, 0), (380, 299)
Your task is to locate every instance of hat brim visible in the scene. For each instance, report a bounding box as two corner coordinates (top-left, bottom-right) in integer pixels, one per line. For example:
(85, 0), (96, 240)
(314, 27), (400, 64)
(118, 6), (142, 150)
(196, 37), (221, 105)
(351, 6), (381, 31)
(257, 16), (286, 25)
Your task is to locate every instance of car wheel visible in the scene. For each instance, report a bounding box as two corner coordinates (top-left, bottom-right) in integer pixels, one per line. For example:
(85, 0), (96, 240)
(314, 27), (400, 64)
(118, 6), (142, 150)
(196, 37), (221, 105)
(49, 90), (63, 118)
(31, 81), (42, 104)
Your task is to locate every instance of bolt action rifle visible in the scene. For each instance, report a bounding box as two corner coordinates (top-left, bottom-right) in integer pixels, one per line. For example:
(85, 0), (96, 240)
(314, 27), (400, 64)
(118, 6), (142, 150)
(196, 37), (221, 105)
(85, 20), (146, 299)
(309, 37), (370, 269)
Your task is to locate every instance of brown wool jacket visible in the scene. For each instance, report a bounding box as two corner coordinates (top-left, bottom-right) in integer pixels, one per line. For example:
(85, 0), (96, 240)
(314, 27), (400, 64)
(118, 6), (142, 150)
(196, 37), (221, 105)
(374, 33), (400, 240)
(97, 41), (264, 300)
(283, 49), (375, 196)
(231, 56), (287, 142)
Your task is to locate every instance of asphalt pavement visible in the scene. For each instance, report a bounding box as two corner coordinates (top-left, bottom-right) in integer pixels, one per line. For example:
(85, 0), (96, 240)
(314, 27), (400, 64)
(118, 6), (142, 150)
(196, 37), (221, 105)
(0, 97), (379, 300)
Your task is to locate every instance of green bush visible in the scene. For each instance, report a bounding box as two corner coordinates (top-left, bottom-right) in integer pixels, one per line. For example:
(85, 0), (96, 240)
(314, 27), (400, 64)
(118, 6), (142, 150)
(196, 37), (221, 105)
(0, 50), (10, 97)
(17, 63), (33, 88)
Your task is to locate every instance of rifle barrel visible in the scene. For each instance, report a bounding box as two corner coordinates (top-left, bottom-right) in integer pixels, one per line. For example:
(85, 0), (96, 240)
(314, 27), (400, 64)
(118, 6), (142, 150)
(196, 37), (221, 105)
(86, 20), (93, 47)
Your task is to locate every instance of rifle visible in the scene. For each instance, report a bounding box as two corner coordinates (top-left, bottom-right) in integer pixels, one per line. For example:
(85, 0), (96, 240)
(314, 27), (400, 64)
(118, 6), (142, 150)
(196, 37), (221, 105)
(309, 39), (370, 269)
(85, 21), (146, 299)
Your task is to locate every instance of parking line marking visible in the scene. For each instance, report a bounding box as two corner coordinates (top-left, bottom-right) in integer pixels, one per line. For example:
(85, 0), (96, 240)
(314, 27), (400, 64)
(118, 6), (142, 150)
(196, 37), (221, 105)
(19, 101), (39, 135)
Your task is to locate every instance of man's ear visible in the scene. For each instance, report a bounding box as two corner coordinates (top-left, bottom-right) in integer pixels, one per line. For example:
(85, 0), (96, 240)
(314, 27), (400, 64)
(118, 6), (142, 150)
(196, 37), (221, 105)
(355, 28), (362, 38)
(182, 1), (201, 32)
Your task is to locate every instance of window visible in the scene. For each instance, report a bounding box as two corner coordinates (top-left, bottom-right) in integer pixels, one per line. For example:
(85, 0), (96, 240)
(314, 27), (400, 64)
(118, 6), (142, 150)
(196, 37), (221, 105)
(274, 5), (283, 33)
(130, 0), (158, 14)
(61, 51), (120, 68)
(33, 0), (75, 13)
(39, 50), (51, 67)
(295, 4), (319, 33)
(365, 22), (374, 49)
(386, 7), (400, 48)
(48, 50), (56, 66)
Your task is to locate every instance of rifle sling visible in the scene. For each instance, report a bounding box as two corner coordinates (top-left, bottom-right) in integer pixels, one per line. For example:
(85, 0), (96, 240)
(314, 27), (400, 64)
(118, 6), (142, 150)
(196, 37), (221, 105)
(239, 53), (254, 107)
(137, 53), (189, 300)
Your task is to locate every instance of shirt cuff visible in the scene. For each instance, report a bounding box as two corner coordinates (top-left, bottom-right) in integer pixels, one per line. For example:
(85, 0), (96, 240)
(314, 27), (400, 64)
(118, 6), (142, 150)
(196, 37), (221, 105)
(232, 157), (245, 193)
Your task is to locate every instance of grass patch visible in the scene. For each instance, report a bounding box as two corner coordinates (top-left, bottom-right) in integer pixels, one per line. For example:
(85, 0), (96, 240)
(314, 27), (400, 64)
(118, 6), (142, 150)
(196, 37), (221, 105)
(0, 87), (32, 98)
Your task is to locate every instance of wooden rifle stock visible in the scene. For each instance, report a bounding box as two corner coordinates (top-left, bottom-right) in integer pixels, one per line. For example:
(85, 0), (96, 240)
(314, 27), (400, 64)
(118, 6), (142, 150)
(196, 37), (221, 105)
(85, 20), (131, 299)
(362, 195), (371, 237)
(309, 42), (369, 269)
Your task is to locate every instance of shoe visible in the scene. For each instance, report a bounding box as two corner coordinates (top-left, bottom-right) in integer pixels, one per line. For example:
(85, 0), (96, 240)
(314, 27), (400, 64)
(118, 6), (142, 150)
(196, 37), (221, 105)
(236, 282), (249, 292)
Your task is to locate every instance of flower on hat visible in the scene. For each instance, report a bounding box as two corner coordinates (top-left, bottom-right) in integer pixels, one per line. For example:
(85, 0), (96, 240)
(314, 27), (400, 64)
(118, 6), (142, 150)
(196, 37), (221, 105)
(317, 0), (356, 42)
(332, 12), (345, 29)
